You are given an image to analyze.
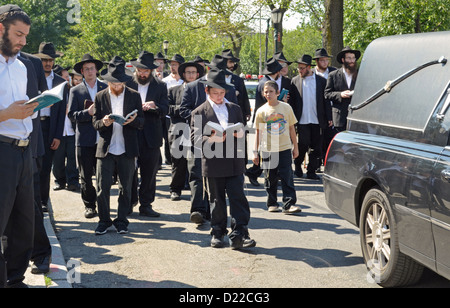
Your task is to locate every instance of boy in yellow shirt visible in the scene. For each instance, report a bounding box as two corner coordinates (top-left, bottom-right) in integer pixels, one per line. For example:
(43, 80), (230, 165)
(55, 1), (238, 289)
(253, 81), (301, 214)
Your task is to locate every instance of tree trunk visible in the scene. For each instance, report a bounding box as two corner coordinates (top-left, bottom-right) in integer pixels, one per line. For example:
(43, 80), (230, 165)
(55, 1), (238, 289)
(322, 0), (344, 68)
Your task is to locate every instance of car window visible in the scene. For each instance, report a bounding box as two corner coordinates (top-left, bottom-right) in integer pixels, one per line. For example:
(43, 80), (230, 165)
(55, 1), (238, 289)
(246, 84), (257, 99)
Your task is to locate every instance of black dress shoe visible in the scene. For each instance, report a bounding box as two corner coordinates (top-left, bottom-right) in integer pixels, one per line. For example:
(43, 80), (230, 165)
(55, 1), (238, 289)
(67, 184), (80, 191)
(190, 211), (204, 224)
(211, 235), (224, 248)
(53, 184), (66, 191)
(170, 192), (181, 201)
(139, 206), (160, 217)
(31, 255), (51, 274)
(248, 176), (260, 186)
(306, 173), (320, 180)
(84, 207), (97, 219)
(294, 169), (304, 178)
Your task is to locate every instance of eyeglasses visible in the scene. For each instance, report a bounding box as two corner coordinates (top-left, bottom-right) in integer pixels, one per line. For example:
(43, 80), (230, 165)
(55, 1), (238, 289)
(298, 66), (308, 71)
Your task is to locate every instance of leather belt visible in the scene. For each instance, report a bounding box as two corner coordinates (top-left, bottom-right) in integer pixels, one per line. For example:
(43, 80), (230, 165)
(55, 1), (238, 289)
(0, 135), (30, 147)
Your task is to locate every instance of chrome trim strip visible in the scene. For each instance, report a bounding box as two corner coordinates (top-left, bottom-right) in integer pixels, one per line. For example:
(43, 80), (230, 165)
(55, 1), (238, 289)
(394, 204), (450, 232)
(322, 174), (354, 189)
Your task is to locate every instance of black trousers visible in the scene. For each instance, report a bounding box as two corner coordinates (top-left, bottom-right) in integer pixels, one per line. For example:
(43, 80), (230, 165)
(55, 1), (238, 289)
(39, 118), (55, 205)
(76, 146), (97, 209)
(53, 135), (79, 187)
(207, 174), (250, 240)
(0, 142), (34, 288)
(96, 154), (135, 227)
(31, 157), (51, 262)
(136, 147), (160, 209)
(294, 123), (323, 174)
(187, 149), (210, 218)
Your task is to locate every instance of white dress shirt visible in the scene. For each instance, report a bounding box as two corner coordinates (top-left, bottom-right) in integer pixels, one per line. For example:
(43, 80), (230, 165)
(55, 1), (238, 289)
(208, 96), (229, 129)
(0, 54), (32, 140)
(162, 74), (183, 89)
(108, 89), (126, 155)
(137, 82), (149, 104)
(40, 71), (55, 117)
(299, 73), (319, 125)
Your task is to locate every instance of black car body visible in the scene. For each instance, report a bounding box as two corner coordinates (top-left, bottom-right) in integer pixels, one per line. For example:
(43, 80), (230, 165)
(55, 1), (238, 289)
(323, 31), (450, 287)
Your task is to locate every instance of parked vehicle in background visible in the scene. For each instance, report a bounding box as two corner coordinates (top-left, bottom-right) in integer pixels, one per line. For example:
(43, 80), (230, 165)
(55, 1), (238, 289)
(323, 31), (450, 287)
(245, 81), (258, 125)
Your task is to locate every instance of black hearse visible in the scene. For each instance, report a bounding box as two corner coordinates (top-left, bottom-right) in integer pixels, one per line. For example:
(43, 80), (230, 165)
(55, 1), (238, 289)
(323, 31), (450, 287)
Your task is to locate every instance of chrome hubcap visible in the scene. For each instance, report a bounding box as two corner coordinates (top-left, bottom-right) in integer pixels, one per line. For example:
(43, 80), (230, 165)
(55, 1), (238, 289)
(364, 201), (391, 270)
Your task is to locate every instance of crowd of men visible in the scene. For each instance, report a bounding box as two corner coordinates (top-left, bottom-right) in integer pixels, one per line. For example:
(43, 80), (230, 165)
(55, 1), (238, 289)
(0, 4), (360, 288)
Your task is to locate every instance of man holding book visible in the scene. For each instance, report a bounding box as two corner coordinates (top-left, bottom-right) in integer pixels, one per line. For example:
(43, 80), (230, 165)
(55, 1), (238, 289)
(68, 53), (107, 219)
(92, 56), (144, 235)
(190, 69), (255, 250)
(0, 4), (38, 288)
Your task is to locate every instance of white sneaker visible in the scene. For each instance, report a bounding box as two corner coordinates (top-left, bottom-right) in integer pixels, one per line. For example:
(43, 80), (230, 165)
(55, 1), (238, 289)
(283, 206), (302, 214)
(268, 206), (281, 212)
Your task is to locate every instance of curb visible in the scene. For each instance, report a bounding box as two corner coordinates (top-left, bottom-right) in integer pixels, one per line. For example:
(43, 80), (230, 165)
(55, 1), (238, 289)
(24, 205), (72, 288)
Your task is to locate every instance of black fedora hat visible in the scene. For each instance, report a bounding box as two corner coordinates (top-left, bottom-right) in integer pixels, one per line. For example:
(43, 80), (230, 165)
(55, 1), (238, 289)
(130, 51), (159, 70)
(200, 69), (233, 91)
(336, 47), (361, 64)
(34, 42), (63, 59)
(155, 52), (168, 62)
(53, 65), (71, 76)
(221, 49), (240, 63)
(207, 55), (233, 75)
(193, 55), (210, 65)
(74, 53), (104, 74)
(273, 52), (292, 65)
(100, 56), (132, 83)
(168, 54), (185, 64)
(262, 57), (283, 75)
(313, 48), (332, 59)
(178, 61), (204, 78)
(0, 4), (23, 14)
(295, 54), (313, 66)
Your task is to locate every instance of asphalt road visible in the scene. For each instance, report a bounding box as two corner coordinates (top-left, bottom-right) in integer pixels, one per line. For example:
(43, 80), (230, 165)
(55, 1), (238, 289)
(49, 157), (450, 289)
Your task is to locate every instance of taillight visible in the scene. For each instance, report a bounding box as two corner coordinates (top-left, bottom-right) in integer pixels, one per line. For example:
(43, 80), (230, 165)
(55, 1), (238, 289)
(324, 134), (337, 167)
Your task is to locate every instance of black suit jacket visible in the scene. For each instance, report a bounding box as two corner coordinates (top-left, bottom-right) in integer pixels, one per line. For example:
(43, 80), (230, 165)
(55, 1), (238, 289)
(68, 80), (108, 147)
(179, 76), (238, 121)
(92, 87), (144, 158)
(229, 74), (251, 124)
(191, 101), (245, 178)
(46, 74), (68, 144)
(289, 73), (331, 130)
(324, 68), (357, 127)
(18, 55), (45, 159)
(126, 77), (169, 149)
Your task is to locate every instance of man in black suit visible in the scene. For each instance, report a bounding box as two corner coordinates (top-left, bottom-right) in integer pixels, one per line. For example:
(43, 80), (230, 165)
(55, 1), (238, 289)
(168, 61), (204, 201)
(191, 69), (255, 249)
(127, 51), (168, 217)
(34, 42), (67, 212)
(179, 55), (238, 225)
(68, 54), (107, 218)
(222, 49), (251, 124)
(289, 55), (332, 180)
(16, 52), (51, 275)
(324, 47), (360, 132)
(92, 56), (144, 235)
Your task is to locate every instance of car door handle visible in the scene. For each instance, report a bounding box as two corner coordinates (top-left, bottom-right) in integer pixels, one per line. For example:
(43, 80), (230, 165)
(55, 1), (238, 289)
(441, 170), (450, 182)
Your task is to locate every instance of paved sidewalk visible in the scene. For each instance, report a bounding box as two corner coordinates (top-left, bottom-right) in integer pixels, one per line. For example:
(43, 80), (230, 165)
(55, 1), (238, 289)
(24, 203), (72, 288)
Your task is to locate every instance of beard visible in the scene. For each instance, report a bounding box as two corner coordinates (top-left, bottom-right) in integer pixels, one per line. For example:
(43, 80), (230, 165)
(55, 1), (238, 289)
(343, 61), (357, 73)
(110, 85), (125, 96)
(134, 72), (153, 85)
(0, 28), (20, 58)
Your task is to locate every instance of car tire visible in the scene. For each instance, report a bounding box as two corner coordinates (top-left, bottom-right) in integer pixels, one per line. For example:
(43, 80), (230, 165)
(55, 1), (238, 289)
(359, 187), (424, 287)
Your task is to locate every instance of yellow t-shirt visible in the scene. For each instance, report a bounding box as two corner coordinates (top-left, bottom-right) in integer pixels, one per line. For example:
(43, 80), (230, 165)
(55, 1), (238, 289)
(254, 101), (297, 152)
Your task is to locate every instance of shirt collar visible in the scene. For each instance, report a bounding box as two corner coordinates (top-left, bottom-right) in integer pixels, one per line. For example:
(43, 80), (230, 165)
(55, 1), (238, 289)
(207, 95), (229, 109)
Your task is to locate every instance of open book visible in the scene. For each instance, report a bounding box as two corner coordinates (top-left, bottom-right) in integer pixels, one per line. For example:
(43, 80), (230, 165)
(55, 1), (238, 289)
(205, 121), (243, 137)
(108, 109), (138, 126)
(25, 81), (67, 112)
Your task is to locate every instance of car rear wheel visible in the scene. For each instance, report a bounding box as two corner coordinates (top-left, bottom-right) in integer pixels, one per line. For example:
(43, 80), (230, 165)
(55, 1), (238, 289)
(360, 187), (424, 287)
